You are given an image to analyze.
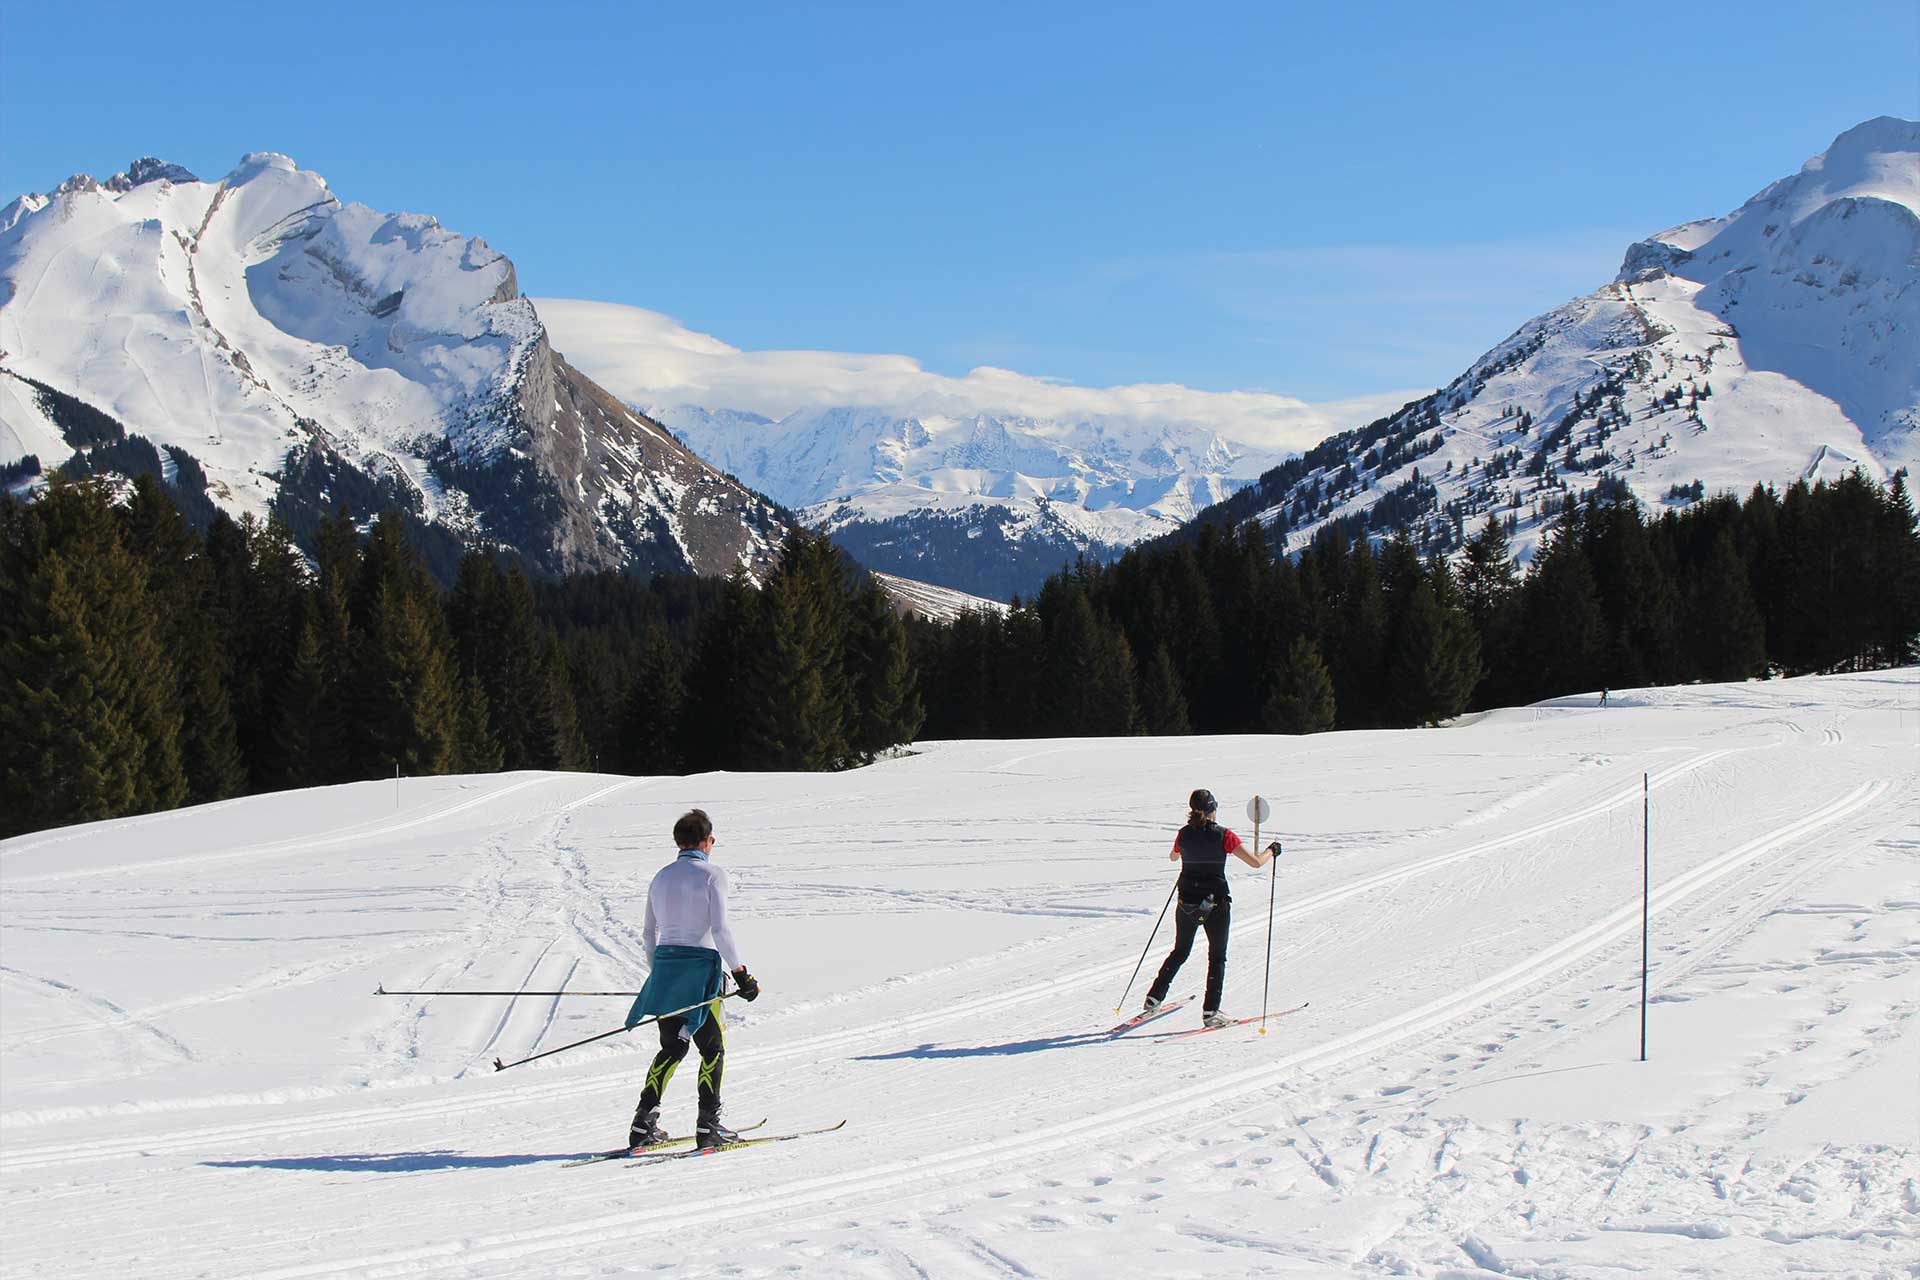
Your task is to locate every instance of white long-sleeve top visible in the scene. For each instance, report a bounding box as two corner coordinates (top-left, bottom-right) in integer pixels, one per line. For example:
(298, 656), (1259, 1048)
(641, 851), (744, 971)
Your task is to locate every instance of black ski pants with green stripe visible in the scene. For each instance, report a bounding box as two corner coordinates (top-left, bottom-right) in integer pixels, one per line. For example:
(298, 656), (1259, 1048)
(1147, 894), (1231, 1013)
(635, 999), (724, 1120)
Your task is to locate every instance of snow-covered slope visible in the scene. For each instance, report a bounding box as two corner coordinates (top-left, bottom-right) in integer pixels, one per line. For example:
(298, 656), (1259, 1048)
(1205, 117), (1920, 564)
(2, 670), (1914, 1277)
(0, 156), (788, 577)
(870, 569), (1009, 621)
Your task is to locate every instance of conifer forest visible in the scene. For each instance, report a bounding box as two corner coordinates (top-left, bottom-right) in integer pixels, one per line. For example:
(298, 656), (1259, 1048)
(2, 469), (1915, 839)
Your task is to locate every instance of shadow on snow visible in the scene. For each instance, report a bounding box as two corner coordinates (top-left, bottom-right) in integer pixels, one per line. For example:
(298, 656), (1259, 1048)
(854, 1029), (1134, 1060)
(203, 1151), (594, 1173)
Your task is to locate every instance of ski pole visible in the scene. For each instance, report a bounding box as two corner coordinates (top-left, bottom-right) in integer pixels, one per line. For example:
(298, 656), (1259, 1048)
(492, 989), (745, 1072)
(376, 984), (642, 997)
(1260, 836), (1281, 1036)
(1114, 881), (1178, 1013)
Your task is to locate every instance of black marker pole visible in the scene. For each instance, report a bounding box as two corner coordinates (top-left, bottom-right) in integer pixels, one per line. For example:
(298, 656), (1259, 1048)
(1641, 771), (1649, 1063)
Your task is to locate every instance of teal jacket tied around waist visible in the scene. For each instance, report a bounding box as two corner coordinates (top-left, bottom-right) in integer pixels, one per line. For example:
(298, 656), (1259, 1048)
(626, 945), (724, 1033)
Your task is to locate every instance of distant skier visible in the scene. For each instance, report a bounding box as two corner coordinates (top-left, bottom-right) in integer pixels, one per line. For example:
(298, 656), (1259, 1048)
(625, 808), (762, 1151)
(1142, 788), (1279, 1028)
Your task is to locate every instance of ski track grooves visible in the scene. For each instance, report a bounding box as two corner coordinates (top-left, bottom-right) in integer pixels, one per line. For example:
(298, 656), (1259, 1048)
(0, 747), (1741, 1171)
(240, 778), (1890, 1280)
(1, 775), (560, 885)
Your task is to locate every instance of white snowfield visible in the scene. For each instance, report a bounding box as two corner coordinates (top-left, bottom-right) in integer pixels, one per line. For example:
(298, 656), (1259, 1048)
(2, 672), (1916, 1278)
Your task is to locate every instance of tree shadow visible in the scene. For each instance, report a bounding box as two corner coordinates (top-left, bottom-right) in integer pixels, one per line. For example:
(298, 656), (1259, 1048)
(203, 1150), (595, 1173)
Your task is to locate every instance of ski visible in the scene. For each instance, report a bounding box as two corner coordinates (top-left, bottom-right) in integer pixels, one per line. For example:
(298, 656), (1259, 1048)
(625, 1119), (848, 1167)
(1107, 1000), (1187, 1035)
(564, 1119), (768, 1166)
(1157, 1001), (1309, 1042)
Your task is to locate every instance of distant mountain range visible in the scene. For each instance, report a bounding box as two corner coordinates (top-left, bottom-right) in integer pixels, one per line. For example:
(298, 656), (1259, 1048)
(5, 119), (1913, 600)
(0, 155), (789, 580)
(1187, 117), (1920, 563)
(531, 301), (1363, 599)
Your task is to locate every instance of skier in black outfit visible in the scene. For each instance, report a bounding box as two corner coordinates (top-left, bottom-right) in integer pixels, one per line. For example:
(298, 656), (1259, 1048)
(1143, 788), (1279, 1028)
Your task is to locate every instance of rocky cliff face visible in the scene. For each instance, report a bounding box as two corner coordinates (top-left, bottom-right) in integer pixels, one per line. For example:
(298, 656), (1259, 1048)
(0, 154), (788, 579)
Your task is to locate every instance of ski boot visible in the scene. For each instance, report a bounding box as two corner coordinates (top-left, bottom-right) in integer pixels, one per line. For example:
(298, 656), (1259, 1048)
(695, 1108), (741, 1151)
(1202, 1009), (1233, 1029)
(628, 1106), (668, 1151)
(1141, 995), (1162, 1014)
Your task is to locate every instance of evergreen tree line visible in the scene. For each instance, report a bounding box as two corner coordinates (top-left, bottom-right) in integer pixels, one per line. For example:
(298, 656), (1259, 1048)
(907, 470), (1920, 740)
(0, 477), (923, 838)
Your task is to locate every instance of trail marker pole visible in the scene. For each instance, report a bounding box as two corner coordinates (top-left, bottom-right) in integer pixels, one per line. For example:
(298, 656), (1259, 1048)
(1115, 882), (1178, 1014)
(1640, 771), (1649, 1063)
(1248, 794), (1276, 1034)
(394, 763), (400, 812)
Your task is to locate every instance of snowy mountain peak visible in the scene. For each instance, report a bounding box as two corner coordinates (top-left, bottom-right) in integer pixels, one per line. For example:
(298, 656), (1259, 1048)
(1, 153), (789, 579)
(106, 158), (200, 192)
(1206, 117), (1920, 566)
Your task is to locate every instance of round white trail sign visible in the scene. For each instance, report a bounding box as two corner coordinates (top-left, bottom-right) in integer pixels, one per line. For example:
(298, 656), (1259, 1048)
(1246, 794), (1272, 824)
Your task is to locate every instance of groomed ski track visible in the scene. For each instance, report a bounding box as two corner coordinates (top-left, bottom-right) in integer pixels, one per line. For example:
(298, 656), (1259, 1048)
(2, 672), (1915, 1278)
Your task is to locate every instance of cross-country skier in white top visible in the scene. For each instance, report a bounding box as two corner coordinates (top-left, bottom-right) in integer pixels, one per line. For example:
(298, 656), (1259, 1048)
(624, 808), (762, 1151)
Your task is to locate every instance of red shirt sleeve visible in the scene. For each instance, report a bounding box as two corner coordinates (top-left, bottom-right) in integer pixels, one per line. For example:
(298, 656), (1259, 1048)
(1221, 829), (1243, 854)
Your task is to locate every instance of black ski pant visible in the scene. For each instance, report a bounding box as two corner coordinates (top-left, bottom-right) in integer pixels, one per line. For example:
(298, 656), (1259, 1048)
(634, 1000), (725, 1121)
(1146, 894), (1231, 1013)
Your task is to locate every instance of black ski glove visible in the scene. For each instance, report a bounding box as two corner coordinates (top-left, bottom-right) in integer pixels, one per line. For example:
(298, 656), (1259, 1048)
(1265, 840), (1281, 855)
(731, 967), (761, 1002)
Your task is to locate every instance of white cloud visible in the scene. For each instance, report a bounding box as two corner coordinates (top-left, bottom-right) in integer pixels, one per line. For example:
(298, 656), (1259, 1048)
(532, 297), (1418, 452)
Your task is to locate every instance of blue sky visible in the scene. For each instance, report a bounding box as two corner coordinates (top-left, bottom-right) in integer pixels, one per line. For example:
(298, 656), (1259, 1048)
(5, 1), (1915, 401)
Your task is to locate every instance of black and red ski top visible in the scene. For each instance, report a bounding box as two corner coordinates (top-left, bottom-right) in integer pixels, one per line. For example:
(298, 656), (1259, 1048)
(1171, 819), (1244, 901)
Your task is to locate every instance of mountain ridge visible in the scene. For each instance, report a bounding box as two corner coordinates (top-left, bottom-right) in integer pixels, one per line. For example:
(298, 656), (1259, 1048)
(1184, 117), (1919, 563)
(0, 153), (791, 580)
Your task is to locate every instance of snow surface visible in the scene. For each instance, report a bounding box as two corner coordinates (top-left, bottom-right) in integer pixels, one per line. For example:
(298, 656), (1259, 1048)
(3, 671), (1916, 1277)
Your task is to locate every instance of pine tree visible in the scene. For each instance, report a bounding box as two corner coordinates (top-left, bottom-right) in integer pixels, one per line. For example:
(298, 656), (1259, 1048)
(679, 572), (762, 772)
(1040, 587), (1137, 735)
(1690, 529), (1766, 681)
(358, 582), (460, 777)
(1263, 637), (1337, 734)
(123, 478), (245, 803)
(846, 580), (923, 759)
(535, 631), (586, 769)
(1872, 472), (1920, 666)
(562, 630), (626, 772)
(1329, 537), (1388, 728)
(1387, 559), (1480, 726)
(1516, 518), (1606, 702)
(236, 514), (311, 788)
(617, 622), (686, 774)
(454, 674), (504, 774)
(272, 607), (347, 788)
(0, 478), (186, 833)
(1136, 641), (1191, 735)
(1587, 500), (1681, 691)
